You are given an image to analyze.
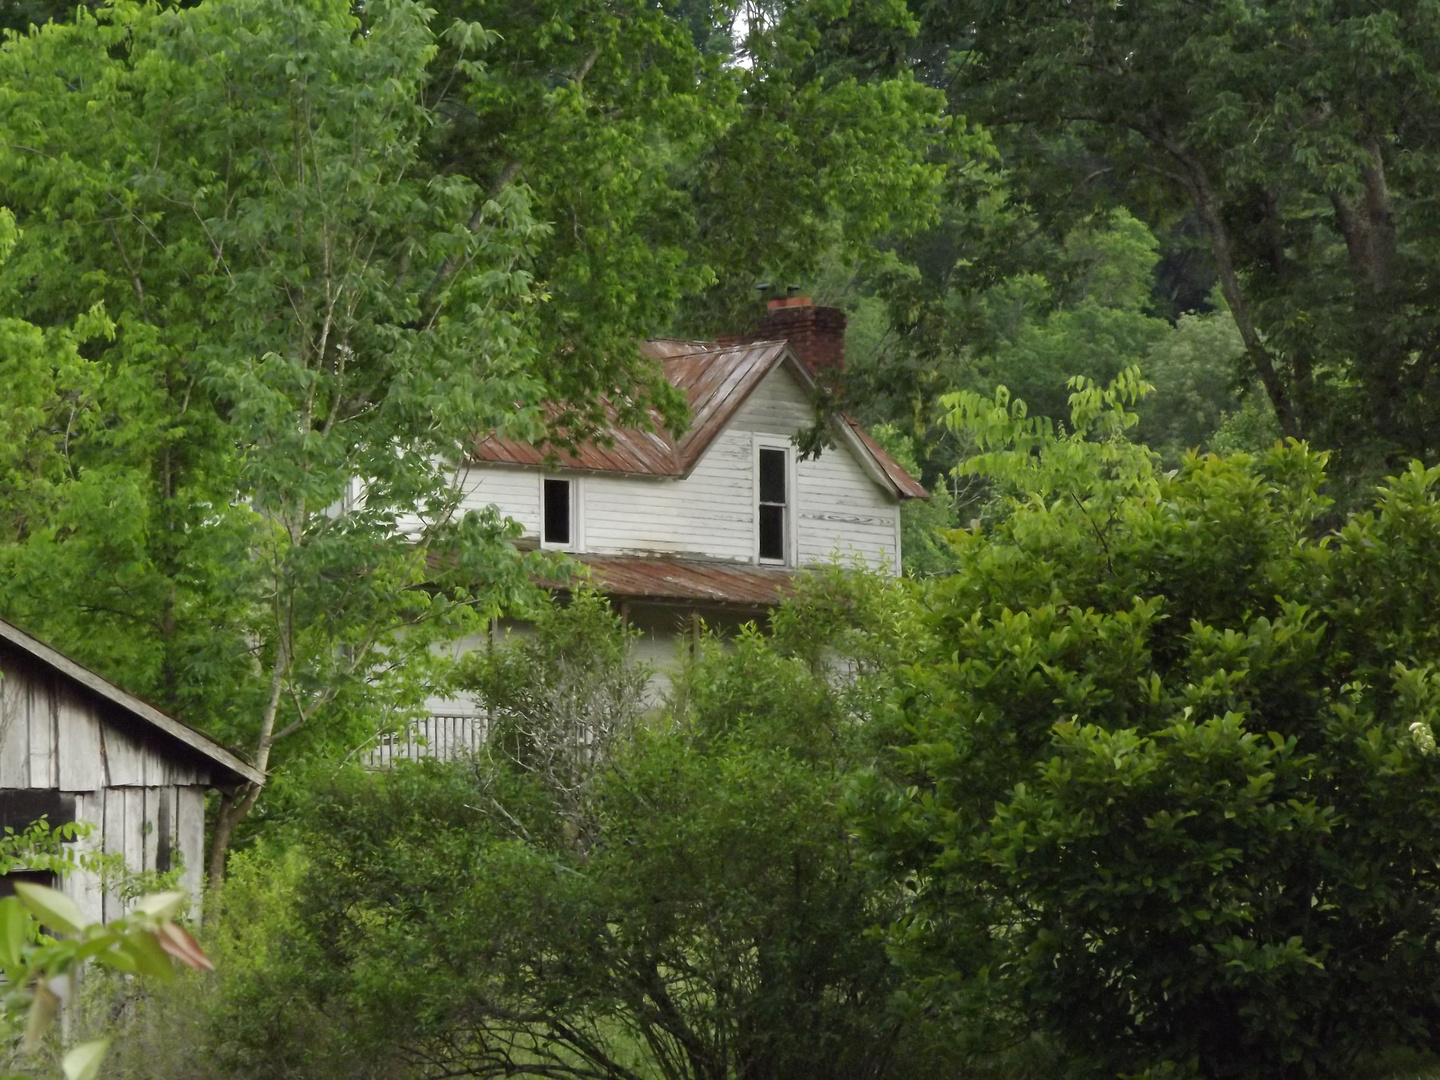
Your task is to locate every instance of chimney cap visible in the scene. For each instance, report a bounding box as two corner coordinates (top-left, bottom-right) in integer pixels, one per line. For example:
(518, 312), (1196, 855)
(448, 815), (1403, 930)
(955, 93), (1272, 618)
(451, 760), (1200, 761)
(766, 295), (813, 310)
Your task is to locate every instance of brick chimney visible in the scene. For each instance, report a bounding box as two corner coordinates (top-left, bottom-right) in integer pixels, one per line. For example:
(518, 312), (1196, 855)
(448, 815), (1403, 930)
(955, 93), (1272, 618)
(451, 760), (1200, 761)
(753, 297), (847, 380)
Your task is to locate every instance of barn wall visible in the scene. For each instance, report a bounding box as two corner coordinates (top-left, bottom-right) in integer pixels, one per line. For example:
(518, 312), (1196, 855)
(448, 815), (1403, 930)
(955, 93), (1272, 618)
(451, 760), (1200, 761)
(0, 651), (212, 922)
(458, 365), (901, 572)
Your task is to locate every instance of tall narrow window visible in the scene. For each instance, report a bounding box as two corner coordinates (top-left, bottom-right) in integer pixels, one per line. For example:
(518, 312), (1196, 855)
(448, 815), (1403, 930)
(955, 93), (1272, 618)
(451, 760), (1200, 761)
(758, 447), (787, 562)
(543, 478), (571, 547)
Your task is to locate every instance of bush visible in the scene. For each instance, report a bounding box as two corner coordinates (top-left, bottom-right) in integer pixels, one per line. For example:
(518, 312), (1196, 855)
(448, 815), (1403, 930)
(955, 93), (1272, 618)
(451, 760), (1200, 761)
(183, 579), (943, 1080)
(855, 374), (1440, 1078)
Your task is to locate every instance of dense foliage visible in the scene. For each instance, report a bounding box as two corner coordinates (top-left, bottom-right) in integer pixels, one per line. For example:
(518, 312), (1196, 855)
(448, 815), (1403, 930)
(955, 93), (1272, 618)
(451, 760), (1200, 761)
(886, 0), (1440, 487)
(854, 379), (1440, 1077)
(0, 0), (955, 881)
(179, 587), (941, 1080)
(8, 0), (1440, 1076)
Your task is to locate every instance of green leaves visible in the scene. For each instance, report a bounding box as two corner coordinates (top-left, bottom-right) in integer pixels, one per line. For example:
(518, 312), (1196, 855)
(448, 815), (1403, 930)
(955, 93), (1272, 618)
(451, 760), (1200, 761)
(219, 571), (925, 1080)
(13, 884), (84, 937)
(60, 1038), (111, 1080)
(0, 899), (30, 971)
(931, 0), (1440, 479)
(863, 431), (1440, 1075)
(0, 0), (560, 878)
(0, 880), (214, 1073)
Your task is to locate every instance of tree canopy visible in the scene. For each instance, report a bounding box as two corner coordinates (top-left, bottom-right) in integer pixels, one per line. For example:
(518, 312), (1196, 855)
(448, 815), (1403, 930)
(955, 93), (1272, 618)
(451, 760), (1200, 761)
(853, 378), (1440, 1077)
(8, 0), (1440, 1076)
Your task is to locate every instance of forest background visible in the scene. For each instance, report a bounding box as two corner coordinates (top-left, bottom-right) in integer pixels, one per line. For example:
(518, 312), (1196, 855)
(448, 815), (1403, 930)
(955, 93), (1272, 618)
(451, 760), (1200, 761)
(3, 0), (1440, 1077)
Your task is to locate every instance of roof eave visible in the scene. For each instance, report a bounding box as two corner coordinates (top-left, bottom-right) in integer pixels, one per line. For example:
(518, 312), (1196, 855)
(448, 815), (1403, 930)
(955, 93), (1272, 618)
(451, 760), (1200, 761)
(778, 351), (927, 501)
(0, 620), (266, 788)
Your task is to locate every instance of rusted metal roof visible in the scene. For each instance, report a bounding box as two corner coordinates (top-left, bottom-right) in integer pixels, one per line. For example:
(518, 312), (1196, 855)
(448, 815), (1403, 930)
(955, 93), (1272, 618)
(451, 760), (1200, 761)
(472, 340), (787, 478)
(844, 418), (930, 499)
(471, 338), (927, 500)
(565, 555), (796, 607)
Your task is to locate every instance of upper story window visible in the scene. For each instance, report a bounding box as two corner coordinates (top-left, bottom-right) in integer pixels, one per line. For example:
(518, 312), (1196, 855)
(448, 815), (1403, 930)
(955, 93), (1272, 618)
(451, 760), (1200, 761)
(542, 477), (575, 549)
(757, 446), (789, 563)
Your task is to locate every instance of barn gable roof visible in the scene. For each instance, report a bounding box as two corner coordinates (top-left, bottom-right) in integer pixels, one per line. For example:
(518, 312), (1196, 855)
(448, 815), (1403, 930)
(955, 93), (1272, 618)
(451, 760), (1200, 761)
(471, 339), (927, 500)
(0, 619), (264, 788)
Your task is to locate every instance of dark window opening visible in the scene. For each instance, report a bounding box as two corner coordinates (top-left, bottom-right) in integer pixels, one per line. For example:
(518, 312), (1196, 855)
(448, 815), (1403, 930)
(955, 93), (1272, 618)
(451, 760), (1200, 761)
(543, 478), (571, 546)
(0, 791), (75, 834)
(0, 870), (56, 899)
(758, 448), (787, 561)
(156, 794), (173, 874)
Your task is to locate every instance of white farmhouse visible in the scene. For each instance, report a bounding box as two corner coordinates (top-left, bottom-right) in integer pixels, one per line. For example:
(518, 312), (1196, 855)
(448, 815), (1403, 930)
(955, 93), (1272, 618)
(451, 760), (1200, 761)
(467, 297), (920, 648)
(380, 299), (926, 761)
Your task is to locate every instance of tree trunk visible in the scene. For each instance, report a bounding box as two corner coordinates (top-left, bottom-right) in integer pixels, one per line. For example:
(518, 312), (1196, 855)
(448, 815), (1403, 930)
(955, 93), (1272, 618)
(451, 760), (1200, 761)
(1331, 140), (1396, 294)
(204, 635), (288, 915)
(206, 786), (257, 907)
(1331, 140), (1409, 453)
(1157, 133), (1304, 442)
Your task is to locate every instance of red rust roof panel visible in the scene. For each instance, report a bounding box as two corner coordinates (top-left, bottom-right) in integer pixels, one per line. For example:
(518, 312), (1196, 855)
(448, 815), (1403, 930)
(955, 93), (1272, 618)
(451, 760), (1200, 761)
(570, 555), (796, 606)
(471, 338), (926, 500)
(471, 340), (787, 477)
(843, 417), (929, 499)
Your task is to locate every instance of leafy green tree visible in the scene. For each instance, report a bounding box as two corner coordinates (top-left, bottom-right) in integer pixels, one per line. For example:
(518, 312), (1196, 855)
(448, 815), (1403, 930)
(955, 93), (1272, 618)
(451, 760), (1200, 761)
(203, 578), (940, 1080)
(0, 0), (557, 887)
(849, 210), (1250, 501)
(419, 0), (960, 425)
(868, 421), (966, 577)
(1134, 305), (1252, 463)
(961, 211), (1171, 424)
(854, 374), (1440, 1076)
(0, 0), (973, 886)
(925, 0), (1440, 478)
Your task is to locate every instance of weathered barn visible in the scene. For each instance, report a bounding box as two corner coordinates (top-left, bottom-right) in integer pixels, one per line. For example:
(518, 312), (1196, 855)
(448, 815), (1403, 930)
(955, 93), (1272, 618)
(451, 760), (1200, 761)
(0, 618), (263, 923)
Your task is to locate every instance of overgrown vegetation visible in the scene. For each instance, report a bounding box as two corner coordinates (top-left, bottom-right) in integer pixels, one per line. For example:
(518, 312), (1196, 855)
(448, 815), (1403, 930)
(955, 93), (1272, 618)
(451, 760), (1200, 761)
(6, 0), (1440, 1075)
(76, 379), (1440, 1076)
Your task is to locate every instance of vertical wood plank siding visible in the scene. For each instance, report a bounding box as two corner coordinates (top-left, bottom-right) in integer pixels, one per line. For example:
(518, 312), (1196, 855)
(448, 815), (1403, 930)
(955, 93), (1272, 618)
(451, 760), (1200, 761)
(0, 652), (213, 920)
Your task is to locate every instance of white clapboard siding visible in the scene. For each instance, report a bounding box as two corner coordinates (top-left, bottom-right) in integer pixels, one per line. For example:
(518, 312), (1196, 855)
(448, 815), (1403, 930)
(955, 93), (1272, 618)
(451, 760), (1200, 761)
(583, 441), (756, 560)
(459, 467), (544, 534)
(738, 367), (899, 569)
(458, 363), (901, 571)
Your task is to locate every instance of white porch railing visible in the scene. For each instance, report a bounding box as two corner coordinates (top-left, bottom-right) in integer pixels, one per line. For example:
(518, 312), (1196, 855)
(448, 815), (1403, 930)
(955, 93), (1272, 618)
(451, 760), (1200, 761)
(366, 714), (490, 767)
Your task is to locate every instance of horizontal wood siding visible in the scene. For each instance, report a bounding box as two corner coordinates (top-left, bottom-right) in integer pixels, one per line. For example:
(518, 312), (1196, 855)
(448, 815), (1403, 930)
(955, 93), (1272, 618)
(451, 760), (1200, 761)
(737, 370), (900, 572)
(795, 452), (901, 573)
(583, 432), (755, 559)
(458, 467), (542, 534)
(459, 365), (901, 571)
